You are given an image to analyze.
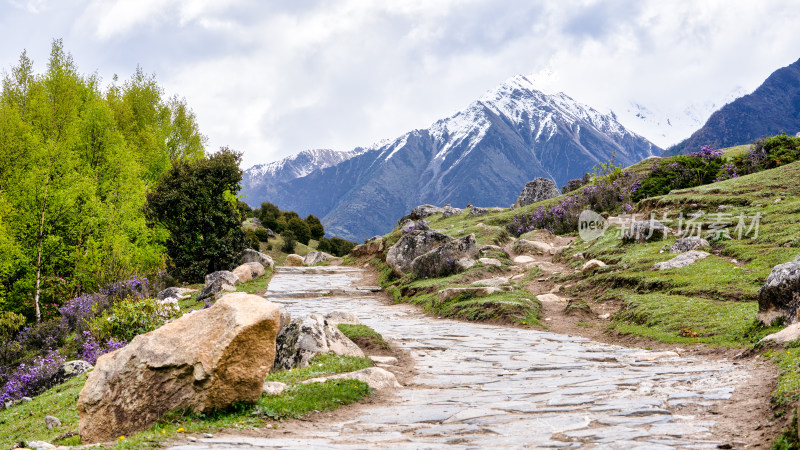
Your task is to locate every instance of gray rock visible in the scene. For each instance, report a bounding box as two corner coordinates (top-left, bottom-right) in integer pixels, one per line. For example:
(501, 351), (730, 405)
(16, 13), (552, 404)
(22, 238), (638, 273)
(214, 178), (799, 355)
(397, 204), (445, 226)
(241, 248), (275, 270)
(515, 239), (553, 255)
(273, 314), (364, 371)
(757, 261), (800, 326)
(410, 234), (479, 279)
(479, 257), (502, 267)
(442, 205), (463, 218)
(352, 238), (384, 257)
(468, 207), (490, 217)
(20, 396), (32, 403)
(455, 257), (477, 271)
(44, 415), (61, 429)
(479, 244), (507, 256)
(303, 251), (334, 266)
(669, 237), (710, 254)
(399, 219), (430, 233)
(623, 220), (671, 243)
(324, 311), (361, 325)
(156, 287), (196, 301)
(279, 309), (291, 332)
(514, 178), (560, 208)
(262, 381), (287, 396)
(386, 230), (452, 275)
(302, 367), (401, 390)
(197, 271), (238, 300)
(653, 251), (709, 270)
(24, 441), (55, 450)
(49, 360), (93, 386)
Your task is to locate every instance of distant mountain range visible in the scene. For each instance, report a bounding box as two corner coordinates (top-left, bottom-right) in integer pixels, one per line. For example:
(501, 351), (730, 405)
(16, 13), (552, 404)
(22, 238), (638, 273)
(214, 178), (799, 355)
(242, 75), (661, 241)
(667, 57), (800, 155)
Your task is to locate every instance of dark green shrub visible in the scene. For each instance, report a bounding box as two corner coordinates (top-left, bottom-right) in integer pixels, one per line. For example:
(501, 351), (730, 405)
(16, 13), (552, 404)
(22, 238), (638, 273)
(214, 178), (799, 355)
(281, 231), (297, 254)
(254, 228), (271, 242)
(305, 214), (325, 240)
(245, 230), (261, 250)
(317, 237), (357, 257)
(287, 217), (311, 245)
(633, 147), (724, 201)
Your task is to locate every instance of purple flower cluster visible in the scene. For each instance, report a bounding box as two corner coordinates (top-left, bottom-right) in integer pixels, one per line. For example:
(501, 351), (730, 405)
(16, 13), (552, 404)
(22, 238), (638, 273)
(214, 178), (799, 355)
(0, 349), (64, 404)
(76, 331), (127, 365)
(690, 145), (724, 159)
(59, 293), (108, 331)
(508, 172), (641, 236)
(715, 162), (739, 182)
(100, 275), (149, 300)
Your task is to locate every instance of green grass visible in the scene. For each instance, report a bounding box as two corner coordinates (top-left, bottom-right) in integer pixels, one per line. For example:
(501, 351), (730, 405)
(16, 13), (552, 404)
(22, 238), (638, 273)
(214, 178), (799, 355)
(0, 353), (374, 448)
(0, 374), (85, 448)
(337, 324), (390, 349)
(264, 354), (373, 384)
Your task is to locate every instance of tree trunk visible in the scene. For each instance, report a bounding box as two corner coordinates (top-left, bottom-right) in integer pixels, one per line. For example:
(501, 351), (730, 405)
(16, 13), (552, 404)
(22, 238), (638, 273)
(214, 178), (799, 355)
(33, 158), (52, 323)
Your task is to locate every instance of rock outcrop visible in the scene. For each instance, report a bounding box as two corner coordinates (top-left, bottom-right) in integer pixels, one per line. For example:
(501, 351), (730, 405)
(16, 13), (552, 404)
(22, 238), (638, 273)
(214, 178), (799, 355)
(352, 238), (384, 257)
(77, 293), (281, 443)
(514, 178), (560, 208)
(241, 249), (275, 270)
(653, 251), (709, 270)
(623, 220), (671, 243)
(284, 254), (304, 267)
(156, 287), (196, 301)
(442, 205), (463, 218)
(386, 230), (451, 275)
(272, 314), (364, 371)
(410, 234), (479, 279)
(304, 251), (334, 266)
(757, 261), (800, 326)
(669, 237), (710, 254)
(468, 206), (490, 217)
(232, 262), (265, 283)
(197, 271), (238, 300)
(397, 204), (445, 225)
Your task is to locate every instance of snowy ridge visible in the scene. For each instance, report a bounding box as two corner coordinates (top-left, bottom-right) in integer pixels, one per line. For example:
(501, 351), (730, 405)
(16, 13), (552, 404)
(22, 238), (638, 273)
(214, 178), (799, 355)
(245, 148), (365, 185)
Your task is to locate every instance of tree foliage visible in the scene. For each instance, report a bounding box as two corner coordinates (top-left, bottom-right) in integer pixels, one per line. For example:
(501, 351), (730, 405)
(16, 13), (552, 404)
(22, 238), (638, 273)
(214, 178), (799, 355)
(146, 148), (246, 282)
(0, 40), (207, 321)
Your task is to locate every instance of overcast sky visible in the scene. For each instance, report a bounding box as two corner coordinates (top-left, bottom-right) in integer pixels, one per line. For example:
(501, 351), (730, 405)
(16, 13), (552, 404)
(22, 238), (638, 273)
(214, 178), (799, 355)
(2, 0), (800, 168)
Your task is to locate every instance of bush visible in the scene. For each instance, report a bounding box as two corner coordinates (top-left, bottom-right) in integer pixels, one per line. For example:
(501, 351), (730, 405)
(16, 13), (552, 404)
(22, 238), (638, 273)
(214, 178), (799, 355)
(146, 148), (247, 282)
(633, 146), (724, 201)
(305, 215), (325, 240)
(254, 228), (271, 242)
(58, 293), (109, 332)
(89, 297), (179, 343)
(317, 237), (357, 257)
(508, 171), (640, 236)
(245, 230), (261, 250)
(733, 133), (800, 175)
(280, 231), (297, 254)
(75, 331), (127, 365)
(287, 217), (311, 245)
(0, 349), (64, 404)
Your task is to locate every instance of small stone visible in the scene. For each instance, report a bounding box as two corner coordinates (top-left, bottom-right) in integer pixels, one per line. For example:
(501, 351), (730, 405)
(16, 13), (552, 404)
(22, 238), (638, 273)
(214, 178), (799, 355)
(370, 356), (399, 365)
(478, 257), (502, 267)
(537, 293), (566, 303)
(598, 313), (611, 319)
(204, 433), (214, 438)
(302, 367), (401, 390)
(262, 382), (287, 396)
(513, 255), (536, 264)
(581, 259), (607, 272)
(20, 397), (32, 403)
(652, 251), (709, 270)
(187, 436), (197, 442)
(44, 415), (61, 429)
(24, 441), (55, 449)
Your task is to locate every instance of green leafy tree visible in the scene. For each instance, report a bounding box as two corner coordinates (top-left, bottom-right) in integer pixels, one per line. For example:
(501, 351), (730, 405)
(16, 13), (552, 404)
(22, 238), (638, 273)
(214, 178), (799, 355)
(287, 217), (311, 245)
(146, 148), (246, 282)
(280, 230), (296, 253)
(305, 214), (325, 240)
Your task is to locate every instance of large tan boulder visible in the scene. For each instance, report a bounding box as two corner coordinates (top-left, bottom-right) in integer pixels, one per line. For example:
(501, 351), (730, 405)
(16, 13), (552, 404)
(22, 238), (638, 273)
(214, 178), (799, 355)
(232, 262), (266, 283)
(77, 293), (281, 443)
(284, 254), (304, 267)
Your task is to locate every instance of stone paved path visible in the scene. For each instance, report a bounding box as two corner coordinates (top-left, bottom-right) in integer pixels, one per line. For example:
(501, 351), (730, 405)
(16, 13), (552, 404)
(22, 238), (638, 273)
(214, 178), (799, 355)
(174, 266), (750, 449)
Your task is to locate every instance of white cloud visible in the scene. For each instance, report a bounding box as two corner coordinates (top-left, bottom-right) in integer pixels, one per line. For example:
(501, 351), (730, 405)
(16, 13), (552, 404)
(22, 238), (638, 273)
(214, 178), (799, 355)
(3, 0), (800, 166)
